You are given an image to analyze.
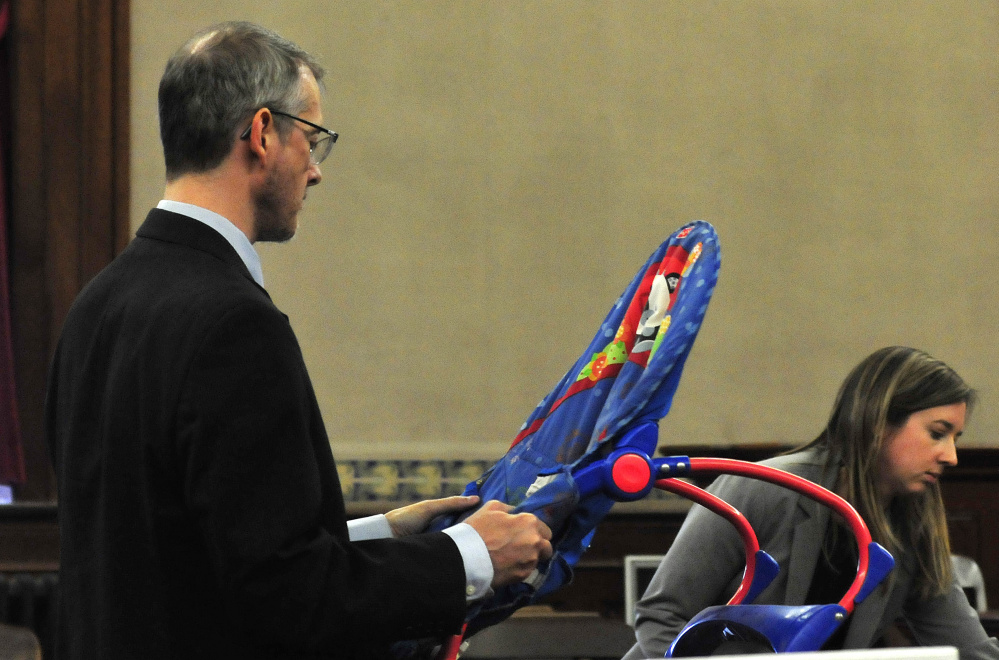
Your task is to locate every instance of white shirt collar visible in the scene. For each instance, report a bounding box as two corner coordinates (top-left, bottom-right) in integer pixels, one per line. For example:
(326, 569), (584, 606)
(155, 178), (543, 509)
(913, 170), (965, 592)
(156, 200), (265, 287)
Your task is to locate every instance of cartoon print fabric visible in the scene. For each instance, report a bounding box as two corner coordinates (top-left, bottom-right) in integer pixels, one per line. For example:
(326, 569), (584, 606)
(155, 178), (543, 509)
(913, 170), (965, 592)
(432, 221), (721, 634)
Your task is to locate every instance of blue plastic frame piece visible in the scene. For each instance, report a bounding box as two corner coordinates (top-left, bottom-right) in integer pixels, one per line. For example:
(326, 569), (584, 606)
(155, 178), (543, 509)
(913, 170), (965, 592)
(856, 541), (895, 603)
(668, 603), (848, 656)
(744, 550), (781, 605)
(615, 422), (660, 454)
(653, 456), (693, 479)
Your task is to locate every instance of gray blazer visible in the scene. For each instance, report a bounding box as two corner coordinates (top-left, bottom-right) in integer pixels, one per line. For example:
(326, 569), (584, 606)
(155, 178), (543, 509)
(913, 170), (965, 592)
(623, 447), (999, 659)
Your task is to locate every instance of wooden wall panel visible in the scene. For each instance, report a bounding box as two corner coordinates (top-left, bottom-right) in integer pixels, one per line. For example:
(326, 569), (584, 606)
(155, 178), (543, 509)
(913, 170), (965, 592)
(944, 480), (999, 611)
(8, 0), (129, 501)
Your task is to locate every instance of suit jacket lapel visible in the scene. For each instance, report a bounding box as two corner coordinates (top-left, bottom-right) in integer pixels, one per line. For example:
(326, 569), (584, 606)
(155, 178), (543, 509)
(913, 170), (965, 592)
(843, 553), (909, 647)
(785, 495), (828, 604)
(844, 579), (891, 647)
(779, 455), (836, 605)
(794, 456), (895, 648)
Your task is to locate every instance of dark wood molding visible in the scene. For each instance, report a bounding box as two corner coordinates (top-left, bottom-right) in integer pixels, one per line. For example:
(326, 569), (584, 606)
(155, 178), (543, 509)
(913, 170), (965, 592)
(0, 504), (58, 571)
(942, 480), (999, 611)
(8, 0), (130, 501)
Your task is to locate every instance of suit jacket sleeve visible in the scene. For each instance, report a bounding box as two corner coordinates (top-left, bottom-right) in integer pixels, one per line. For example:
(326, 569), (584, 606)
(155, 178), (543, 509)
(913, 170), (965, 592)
(176, 297), (466, 652)
(904, 580), (999, 660)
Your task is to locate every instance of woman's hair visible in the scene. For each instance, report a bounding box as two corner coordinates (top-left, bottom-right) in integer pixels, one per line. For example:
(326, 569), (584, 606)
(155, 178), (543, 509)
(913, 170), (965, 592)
(158, 21), (325, 180)
(800, 346), (976, 600)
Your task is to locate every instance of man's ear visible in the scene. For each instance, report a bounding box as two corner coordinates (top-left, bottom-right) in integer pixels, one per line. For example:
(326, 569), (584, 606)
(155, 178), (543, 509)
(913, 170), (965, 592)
(246, 108), (275, 163)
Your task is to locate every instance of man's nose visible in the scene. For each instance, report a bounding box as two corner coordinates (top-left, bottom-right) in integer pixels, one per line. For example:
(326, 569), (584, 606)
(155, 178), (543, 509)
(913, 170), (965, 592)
(308, 162), (322, 186)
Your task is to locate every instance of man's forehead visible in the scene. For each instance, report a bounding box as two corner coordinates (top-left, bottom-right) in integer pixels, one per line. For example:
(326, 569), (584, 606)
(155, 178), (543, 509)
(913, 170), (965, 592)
(299, 69), (324, 116)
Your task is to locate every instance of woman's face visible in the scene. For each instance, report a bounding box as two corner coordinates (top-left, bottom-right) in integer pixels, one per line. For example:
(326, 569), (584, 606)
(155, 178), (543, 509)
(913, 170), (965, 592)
(876, 402), (966, 502)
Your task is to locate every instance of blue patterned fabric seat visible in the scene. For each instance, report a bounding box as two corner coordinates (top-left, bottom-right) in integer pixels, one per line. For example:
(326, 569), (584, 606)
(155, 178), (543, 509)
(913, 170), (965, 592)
(432, 221), (721, 635)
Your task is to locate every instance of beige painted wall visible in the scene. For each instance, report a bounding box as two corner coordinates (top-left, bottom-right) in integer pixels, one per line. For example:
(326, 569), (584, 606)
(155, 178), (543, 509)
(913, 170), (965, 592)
(131, 1), (999, 460)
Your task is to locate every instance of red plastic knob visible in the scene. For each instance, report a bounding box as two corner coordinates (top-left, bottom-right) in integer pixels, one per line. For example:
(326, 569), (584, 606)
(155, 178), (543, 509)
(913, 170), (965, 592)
(611, 454), (651, 493)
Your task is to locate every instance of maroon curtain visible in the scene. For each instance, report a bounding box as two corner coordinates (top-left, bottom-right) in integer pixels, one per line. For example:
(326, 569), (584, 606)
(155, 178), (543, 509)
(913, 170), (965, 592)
(0, 0), (26, 486)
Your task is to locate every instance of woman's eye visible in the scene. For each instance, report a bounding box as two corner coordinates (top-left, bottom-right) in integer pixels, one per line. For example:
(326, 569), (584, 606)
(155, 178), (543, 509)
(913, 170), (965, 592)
(930, 429), (945, 440)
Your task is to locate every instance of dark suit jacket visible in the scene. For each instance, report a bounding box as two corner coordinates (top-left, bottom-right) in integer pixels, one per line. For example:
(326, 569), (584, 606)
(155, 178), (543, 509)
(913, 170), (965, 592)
(45, 209), (466, 660)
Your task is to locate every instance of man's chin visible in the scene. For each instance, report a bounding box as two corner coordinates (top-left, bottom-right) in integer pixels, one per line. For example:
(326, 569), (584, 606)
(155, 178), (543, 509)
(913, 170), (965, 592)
(255, 219), (298, 243)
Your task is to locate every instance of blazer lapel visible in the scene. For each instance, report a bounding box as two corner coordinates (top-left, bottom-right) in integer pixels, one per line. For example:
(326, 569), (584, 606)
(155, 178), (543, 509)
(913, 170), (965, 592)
(844, 582), (890, 647)
(782, 456), (837, 605)
(785, 495), (828, 604)
(843, 556), (909, 647)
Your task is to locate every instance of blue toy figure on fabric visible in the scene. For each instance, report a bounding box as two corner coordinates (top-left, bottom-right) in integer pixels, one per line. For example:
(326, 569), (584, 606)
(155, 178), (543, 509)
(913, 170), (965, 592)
(432, 221), (721, 635)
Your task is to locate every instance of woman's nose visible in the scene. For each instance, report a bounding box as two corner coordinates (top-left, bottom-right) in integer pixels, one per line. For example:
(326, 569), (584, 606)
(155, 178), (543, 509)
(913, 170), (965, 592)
(940, 438), (958, 467)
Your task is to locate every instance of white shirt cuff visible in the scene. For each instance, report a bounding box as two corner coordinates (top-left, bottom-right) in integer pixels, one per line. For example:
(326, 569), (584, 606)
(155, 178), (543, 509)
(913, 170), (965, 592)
(347, 514), (394, 541)
(348, 515), (493, 602)
(443, 522), (494, 602)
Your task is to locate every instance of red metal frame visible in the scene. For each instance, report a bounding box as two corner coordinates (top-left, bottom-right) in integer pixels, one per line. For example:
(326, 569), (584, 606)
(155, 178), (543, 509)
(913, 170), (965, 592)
(687, 458), (872, 613)
(655, 477), (765, 606)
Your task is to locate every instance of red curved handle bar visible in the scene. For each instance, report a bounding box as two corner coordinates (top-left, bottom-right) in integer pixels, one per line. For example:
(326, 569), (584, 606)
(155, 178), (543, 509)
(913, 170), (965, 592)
(655, 477), (762, 606)
(688, 457), (871, 613)
(437, 623), (467, 660)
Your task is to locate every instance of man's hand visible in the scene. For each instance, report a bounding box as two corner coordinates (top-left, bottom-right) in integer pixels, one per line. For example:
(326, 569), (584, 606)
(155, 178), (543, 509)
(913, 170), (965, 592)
(463, 500), (554, 588)
(385, 495), (480, 537)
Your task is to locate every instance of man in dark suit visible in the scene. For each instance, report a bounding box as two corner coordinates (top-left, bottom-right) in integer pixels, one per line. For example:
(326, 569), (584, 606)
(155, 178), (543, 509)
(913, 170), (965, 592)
(45, 22), (552, 660)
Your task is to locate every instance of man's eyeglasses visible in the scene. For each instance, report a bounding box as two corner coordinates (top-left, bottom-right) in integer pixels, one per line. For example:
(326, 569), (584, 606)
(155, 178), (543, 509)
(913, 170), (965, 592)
(239, 110), (338, 165)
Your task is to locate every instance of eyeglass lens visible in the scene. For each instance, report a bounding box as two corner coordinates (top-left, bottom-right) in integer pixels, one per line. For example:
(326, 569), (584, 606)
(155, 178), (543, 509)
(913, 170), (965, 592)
(311, 135), (335, 165)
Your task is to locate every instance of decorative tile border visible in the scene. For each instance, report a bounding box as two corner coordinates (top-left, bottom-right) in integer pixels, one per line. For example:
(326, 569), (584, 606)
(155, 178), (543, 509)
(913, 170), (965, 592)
(336, 458), (686, 507)
(337, 459), (492, 503)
